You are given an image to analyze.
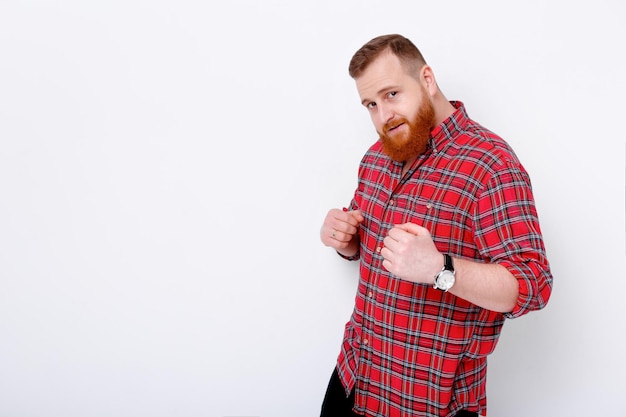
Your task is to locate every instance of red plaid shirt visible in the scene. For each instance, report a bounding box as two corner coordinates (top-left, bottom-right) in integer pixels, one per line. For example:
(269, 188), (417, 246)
(336, 102), (552, 416)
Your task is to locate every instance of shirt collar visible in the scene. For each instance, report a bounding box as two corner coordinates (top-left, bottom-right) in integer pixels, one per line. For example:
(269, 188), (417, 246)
(429, 101), (469, 154)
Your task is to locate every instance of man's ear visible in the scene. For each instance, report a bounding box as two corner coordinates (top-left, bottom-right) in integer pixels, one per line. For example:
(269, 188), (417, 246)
(420, 65), (438, 96)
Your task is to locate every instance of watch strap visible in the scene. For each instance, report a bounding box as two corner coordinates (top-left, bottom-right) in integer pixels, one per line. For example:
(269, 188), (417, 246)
(443, 254), (454, 272)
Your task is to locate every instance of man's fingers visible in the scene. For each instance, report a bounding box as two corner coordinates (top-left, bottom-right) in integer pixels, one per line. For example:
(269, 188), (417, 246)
(394, 222), (428, 236)
(349, 209), (365, 223)
(340, 209), (364, 227)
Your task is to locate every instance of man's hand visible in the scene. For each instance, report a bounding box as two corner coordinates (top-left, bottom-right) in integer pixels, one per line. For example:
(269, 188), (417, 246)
(381, 222), (442, 283)
(320, 209), (364, 257)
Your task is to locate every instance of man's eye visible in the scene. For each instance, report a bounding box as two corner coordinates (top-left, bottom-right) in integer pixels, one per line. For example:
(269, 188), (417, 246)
(387, 91), (397, 98)
(367, 102), (377, 110)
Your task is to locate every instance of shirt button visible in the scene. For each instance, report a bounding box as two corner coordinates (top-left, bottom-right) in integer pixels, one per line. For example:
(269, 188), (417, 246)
(389, 200), (394, 206)
(363, 338), (369, 345)
(368, 291), (373, 298)
(376, 246), (382, 253)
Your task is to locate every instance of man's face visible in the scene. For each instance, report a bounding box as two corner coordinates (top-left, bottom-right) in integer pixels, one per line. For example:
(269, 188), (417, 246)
(355, 51), (435, 162)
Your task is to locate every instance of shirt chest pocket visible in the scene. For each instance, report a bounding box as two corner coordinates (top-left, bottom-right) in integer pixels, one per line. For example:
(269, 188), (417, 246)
(391, 192), (473, 250)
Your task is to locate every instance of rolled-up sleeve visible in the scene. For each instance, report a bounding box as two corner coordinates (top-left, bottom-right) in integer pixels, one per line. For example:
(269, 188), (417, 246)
(474, 160), (553, 318)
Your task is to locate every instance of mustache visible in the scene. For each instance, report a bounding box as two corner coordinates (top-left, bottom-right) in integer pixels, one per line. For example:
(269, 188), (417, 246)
(382, 118), (409, 134)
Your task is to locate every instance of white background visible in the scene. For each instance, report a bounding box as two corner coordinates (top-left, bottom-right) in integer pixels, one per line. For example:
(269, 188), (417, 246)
(0, 1), (624, 416)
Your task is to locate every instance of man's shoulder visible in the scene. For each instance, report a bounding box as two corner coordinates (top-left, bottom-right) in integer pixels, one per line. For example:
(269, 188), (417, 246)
(452, 120), (521, 168)
(361, 140), (386, 162)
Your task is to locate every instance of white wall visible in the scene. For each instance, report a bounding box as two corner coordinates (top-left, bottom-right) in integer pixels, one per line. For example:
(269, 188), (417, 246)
(0, 1), (624, 416)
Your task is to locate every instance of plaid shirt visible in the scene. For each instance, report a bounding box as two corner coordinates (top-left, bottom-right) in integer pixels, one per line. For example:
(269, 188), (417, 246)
(336, 102), (552, 416)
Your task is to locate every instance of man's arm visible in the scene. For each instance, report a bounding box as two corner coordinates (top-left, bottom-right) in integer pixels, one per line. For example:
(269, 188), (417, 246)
(447, 257), (518, 313)
(381, 222), (520, 313)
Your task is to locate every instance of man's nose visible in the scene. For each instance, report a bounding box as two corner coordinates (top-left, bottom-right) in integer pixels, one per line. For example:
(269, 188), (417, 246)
(377, 104), (394, 126)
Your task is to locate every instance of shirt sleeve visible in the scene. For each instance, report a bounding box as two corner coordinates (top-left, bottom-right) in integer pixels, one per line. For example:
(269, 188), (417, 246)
(473, 159), (553, 318)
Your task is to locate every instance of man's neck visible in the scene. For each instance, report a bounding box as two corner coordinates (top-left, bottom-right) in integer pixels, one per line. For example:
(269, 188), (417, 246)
(432, 93), (456, 126)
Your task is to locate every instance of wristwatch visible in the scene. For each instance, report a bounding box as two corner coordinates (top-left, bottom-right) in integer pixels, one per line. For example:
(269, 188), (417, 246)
(433, 254), (455, 292)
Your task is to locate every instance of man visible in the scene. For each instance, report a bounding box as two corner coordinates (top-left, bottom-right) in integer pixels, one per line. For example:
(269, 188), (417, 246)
(319, 34), (553, 417)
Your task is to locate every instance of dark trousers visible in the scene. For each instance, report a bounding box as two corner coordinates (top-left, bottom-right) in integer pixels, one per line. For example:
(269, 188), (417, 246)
(321, 368), (478, 417)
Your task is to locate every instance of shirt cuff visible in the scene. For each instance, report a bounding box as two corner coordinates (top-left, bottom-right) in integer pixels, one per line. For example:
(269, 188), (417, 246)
(337, 251), (360, 261)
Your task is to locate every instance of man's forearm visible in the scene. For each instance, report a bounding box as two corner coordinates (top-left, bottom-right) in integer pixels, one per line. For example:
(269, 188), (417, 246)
(448, 258), (519, 313)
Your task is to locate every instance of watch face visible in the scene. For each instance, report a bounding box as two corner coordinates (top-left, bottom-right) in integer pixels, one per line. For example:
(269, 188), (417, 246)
(435, 270), (455, 290)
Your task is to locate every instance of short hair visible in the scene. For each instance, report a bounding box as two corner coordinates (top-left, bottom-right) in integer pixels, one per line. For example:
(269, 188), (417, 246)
(348, 34), (427, 79)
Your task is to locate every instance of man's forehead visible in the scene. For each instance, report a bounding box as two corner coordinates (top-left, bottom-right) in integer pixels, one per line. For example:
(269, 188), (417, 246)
(355, 53), (408, 99)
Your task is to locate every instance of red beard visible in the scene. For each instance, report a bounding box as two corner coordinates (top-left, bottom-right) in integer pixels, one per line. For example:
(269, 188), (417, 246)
(378, 97), (435, 162)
